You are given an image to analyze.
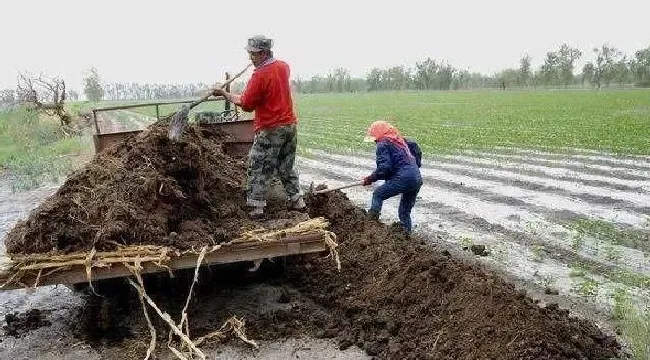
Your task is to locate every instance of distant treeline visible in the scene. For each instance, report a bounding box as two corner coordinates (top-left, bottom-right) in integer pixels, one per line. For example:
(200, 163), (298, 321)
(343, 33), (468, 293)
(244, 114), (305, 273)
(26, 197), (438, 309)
(99, 82), (249, 101)
(1, 43), (649, 104)
(101, 82), (213, 101)
(295, 44), (650, 93)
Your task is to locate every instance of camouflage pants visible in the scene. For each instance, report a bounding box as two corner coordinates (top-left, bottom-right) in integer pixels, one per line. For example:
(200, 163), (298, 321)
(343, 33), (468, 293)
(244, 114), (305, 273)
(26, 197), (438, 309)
(246, 124), (302, 207)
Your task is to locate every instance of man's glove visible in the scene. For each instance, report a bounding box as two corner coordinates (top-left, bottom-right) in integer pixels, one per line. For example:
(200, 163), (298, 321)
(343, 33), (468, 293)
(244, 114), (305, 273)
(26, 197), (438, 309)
(362, 176), (373, 186)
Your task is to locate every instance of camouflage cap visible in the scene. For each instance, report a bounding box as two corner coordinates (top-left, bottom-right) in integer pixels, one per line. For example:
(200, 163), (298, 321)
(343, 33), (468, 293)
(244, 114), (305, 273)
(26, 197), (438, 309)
(246, 35), (273, 52)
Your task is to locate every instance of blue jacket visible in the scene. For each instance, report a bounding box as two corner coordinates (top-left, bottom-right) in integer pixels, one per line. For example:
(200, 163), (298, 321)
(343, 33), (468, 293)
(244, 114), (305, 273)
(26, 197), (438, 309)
(369, 139), (422, 184)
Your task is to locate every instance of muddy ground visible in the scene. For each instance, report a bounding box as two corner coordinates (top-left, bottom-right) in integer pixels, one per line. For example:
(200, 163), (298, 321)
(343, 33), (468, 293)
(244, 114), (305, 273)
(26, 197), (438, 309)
(0, 187), (366, 359)
(0, 183), (624, 359)
(1, 119), (646, 358)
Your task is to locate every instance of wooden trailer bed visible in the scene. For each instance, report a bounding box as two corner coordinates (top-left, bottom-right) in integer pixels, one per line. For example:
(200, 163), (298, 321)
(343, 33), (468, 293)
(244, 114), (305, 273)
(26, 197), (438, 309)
(0, 231), (331, 291)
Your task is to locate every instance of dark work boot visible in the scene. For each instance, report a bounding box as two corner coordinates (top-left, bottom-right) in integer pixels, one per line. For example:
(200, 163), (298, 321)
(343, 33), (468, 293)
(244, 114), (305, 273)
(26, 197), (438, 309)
(248, 206), (265, 220)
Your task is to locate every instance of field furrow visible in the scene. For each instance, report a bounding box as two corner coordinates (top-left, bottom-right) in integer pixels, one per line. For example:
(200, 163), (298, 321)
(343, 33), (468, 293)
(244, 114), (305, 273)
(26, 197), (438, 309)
(309, 152), (649, 228)
(296, 146), (650, 319)
(459, 150), (650, 178)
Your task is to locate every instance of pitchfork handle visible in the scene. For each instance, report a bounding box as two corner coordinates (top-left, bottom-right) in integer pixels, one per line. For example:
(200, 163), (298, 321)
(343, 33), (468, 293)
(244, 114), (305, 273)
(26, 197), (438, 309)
(313, 181), (365, 194)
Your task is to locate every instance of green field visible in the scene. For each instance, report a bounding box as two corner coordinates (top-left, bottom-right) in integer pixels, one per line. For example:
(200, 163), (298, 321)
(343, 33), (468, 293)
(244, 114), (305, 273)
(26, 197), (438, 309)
(0, 107), (90, 190)
(130, 90), (650, 155)
(297, 90), (650, 154)
(4, 89), (646, 188)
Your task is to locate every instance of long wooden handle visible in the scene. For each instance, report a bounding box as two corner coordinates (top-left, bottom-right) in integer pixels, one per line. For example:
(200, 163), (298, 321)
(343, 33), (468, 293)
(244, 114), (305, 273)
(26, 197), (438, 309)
(313, 181), (365, 194)
(187, 63), (253, 110)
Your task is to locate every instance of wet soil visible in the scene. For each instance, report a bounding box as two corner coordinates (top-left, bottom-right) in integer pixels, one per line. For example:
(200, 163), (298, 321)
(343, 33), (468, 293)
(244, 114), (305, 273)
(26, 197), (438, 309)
(257, 190), (623, 360)
(2, 309), (51, 337)
(50, 189), (623, 359)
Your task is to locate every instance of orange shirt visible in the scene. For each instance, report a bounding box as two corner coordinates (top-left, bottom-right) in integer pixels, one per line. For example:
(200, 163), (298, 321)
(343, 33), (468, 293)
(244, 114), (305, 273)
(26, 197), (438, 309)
(239, 59), (297, 132)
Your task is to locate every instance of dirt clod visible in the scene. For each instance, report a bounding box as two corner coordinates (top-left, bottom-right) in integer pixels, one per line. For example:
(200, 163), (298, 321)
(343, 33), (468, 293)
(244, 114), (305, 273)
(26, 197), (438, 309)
(277, 288), (291, 304)
(3, 309), (51, 337)
(470, 244), (489, 256)
(545, 287), (560, 295)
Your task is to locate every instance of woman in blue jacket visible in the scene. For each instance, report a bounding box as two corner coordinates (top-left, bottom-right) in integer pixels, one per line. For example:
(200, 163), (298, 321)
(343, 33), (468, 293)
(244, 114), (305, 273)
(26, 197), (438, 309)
(362, 121), (422, 233)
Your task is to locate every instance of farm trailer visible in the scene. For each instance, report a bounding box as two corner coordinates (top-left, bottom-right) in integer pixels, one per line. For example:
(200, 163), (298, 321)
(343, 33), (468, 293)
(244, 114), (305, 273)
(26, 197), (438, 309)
(0, 100), (334, 291)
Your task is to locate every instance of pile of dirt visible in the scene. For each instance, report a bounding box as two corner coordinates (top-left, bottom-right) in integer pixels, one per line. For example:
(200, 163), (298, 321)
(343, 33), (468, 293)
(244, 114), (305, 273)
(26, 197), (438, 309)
(5, 123), (296, 255)
(3, 309), (51, 337)
(247, 190), (622, 360)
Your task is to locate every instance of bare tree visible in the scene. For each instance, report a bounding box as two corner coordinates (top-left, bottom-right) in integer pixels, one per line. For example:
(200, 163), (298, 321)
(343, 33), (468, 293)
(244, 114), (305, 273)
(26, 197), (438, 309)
(16, 71), (72, 131)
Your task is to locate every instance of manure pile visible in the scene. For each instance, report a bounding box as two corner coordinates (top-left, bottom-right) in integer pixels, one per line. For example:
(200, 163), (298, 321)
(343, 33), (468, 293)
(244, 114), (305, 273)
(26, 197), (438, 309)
(6, 124), (300, 255)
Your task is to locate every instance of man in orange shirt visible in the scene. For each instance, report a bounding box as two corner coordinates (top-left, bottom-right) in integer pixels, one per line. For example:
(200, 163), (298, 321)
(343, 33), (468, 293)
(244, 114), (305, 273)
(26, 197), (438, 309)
(213, 35), (305, 219)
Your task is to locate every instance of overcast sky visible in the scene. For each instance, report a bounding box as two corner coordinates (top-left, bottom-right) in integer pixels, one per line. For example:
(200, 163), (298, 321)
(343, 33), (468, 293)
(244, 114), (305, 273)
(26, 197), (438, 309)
(1, 0), (649, 91)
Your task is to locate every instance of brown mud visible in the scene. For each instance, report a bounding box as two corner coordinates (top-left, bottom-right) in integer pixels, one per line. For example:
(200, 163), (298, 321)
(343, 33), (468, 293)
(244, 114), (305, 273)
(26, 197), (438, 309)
(75, 190), (623, 359)
(251, 190), (623, 360)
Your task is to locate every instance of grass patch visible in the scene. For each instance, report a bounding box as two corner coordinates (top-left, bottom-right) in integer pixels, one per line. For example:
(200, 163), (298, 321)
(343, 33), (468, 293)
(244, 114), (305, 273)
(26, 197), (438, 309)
(535, 273), (556, 288)
(569, 263), (589, 278)
(531, 244), (546, 262)
(612, 289), (650, 360)
(48, 135), (90, 156)
(459, 236), (474, 248)
(6, 152), (74, 191)
(565, 218), (650, 254)
(64, 101), (96, 116)
(295, 90), (650, 154)
(567, 257), (650, 290)
(0, 107), (91, 190)
(569, 264), (600, 297)
(608, 269), (650, 290)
